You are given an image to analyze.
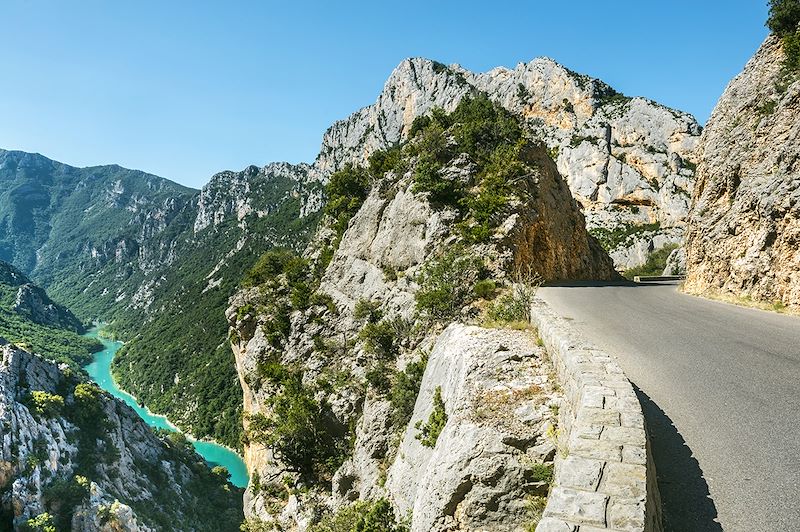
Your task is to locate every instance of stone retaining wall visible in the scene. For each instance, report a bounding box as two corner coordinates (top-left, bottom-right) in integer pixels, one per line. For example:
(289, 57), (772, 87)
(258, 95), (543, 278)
(531, 298), (663, 532)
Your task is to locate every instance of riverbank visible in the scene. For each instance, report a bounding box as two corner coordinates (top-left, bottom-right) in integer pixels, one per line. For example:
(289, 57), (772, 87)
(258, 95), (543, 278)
(82, 328), (249, 488)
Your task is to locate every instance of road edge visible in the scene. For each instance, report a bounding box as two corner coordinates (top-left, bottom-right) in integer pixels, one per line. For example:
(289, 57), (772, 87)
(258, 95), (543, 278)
(531, 297), (663, 532)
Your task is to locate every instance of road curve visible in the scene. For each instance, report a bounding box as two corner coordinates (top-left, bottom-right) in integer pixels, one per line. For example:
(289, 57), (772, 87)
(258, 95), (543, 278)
(538, 281), (800, 532)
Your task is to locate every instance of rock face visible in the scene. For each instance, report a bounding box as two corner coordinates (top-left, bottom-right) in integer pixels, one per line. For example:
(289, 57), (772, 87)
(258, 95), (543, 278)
(228, 96), (613, 530)
(0, 340), (243, 531)
(316, 58), (701, 269)
(0, 261), (83, 332)
(385, 324), (559, 532)
(684, 36), (800, 306)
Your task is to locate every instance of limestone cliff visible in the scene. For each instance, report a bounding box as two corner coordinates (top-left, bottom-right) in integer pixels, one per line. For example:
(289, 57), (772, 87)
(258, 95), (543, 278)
(315, 58), (701, 270)
(684, 36), (800, 306)
(228, 97), (612, 530)
(0, 340), (243, 531)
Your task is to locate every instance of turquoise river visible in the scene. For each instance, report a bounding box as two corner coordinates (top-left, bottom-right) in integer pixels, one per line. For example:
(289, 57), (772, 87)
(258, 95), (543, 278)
(82, 329), (249, 488)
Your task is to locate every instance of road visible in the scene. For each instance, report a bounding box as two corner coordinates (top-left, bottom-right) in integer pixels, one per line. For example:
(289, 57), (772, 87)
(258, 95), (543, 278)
(538, 281), (800, 532)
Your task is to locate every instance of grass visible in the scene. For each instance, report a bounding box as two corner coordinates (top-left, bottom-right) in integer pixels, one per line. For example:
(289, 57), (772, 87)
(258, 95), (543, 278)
(680, 285), (798, 316)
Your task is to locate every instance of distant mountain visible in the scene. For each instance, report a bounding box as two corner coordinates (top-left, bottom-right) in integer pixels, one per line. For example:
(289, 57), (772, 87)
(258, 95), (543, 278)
(0, 150), (324, 447)
(0, 259), (101, 364)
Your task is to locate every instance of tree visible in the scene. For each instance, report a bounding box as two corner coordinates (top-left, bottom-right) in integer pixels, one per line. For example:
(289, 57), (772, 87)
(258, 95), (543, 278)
(767, 0), (800, 36)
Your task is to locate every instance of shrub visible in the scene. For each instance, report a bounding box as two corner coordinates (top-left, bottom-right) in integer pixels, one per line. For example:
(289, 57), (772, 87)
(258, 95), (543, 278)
(29, 391), (64, 417)
(311, 498), (407, 532)
(390, 354), (428, 427)
(415, 249), (486, 321)
(486, 268), (541, 325)
(359, 319), (404, 361)
(354, 299), (383, 324)
(473, 279), (497, 299)
(211, 466), (230, 481)
(71, 383), (103, 425)
(243, 248), (296, 287)
(530, 463), (554, 484)
(42, 476), (90, 529)
(247, 373), (348, 482)
(325, 164), (371, 238)
(767, 0), (800, 71)
(20, 513), (56, 532)
(415, 386), (447, 448)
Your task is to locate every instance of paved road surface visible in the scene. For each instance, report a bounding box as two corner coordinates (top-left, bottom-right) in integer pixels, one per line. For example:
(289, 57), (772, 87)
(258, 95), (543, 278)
(538, 281), (800, 532)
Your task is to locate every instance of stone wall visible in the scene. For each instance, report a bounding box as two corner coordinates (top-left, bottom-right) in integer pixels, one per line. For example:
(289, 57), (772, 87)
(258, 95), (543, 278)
(530, 299), (662, 532)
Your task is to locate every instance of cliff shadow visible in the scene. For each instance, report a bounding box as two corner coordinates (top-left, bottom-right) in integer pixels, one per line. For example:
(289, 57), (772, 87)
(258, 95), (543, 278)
(633, 384), (722, 532)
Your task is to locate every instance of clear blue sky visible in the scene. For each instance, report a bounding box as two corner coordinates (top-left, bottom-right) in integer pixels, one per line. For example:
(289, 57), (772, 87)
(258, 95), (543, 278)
(0, 0), (769, 189)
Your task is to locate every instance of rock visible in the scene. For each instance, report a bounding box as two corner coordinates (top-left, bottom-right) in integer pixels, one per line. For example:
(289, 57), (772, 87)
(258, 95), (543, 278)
(0, 342), (243, 530)
(684, 35), (800, 306)
(385, 324), (560, 532)
(314, 57), (701, 270)
(662, 247), (686, 276)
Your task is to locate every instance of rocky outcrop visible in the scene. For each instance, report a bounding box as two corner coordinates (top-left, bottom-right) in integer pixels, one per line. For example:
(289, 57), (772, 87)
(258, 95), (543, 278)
(0, 261), (84, 332)
(315, 58), (701, 270)
(684, 36), (800, 306)
(0, 340), (243, 531)
(385, 324), (559, 532)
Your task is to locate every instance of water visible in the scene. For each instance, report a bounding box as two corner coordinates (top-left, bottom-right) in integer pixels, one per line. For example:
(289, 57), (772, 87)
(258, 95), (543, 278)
(82, 329), (249, 488)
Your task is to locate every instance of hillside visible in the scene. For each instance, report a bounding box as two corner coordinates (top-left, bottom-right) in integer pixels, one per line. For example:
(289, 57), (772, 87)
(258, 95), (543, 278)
(0, 260), (101, 365)
(228, 95), (616, 530)
(0, 340), (243, 530)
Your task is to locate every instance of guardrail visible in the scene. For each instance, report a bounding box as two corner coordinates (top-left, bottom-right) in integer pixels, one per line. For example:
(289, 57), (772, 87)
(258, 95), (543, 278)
(632, 275), (685, 283)
(530, 298), (662, 532)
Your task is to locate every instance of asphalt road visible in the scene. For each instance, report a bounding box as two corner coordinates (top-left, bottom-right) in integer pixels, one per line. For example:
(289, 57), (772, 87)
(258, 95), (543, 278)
(538, 281), (800, 532)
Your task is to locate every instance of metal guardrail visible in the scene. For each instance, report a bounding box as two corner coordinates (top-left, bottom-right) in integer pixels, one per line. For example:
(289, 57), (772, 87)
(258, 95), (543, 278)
(633, 275), (686, 283)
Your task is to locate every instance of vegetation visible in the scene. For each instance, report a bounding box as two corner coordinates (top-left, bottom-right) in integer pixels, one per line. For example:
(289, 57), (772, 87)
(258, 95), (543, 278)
(767, 0), (800, 71)
(623, 244), (679, 280)
(20, 512), (56, 532)
(246, 370), (349, 483)
(590, 222), (661, 252)
(415, 248), (487, 321)
(389, 354), (428, 428)
(530, 463), (554, 484)
(27, 391), (64, 417)
(311, 498), (408, 532)
(415, 386), (447, 448)
(324, 164), (371, 239)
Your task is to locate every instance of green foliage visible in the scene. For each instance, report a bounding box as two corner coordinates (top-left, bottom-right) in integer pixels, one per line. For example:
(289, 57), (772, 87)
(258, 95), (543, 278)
(325, 164), (371, 238)
(359, 318), (404, 361)
(243, 248), (297, 287)
(415, 248), (486, 321)
(20, 512), (56, 532)
(389, 354), (428, 428)
(623, 244), (679, 280)
(589, 222), (661, 252)
(530, 463), (554, 484)
(311, 499), (408, 532)
(354, 299), (383, 323)
(247, 372), (348, 482)
(28, 391), (64, 417)
(415, 386), (447, 448)
(767, 0), (800, 71)
(473, 279), (497, 299)
(42, 476), (90, 529)
(767, 0), (800, 36)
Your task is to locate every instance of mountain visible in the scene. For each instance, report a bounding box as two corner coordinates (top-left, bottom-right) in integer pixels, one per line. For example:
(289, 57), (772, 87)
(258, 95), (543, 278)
(0, 340), (243, 530)
(0, 260), (102, 365)
(684, 35), (800, 307)
(315, 57), (702, 270)
(227, 95), (616, 529)
(0, 150), (325, 448)
(0, 53), (702, 453)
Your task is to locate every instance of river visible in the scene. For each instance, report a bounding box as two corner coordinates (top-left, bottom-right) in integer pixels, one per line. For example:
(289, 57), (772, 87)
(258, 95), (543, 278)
(81, 329), (249, 488)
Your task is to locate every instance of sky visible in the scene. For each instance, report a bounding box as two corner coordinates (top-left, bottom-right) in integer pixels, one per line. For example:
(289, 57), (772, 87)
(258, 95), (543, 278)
(0, 1), (770, 189)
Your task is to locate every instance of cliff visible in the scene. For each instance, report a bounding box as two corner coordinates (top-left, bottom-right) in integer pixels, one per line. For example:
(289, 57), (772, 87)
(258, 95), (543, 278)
(0, 340), (243, 531)
(684, 35), (800, 306)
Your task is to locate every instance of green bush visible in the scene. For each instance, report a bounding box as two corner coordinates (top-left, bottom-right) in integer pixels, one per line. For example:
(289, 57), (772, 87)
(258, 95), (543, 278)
(415, 386), (447, 448)
(415, 249), (486, 321)
(354, 299), (383, 324)
(247, 373), (348, 482)
(42, 476), (90, 529)
(473, 279), (497, 299)
(28, 391), (64, 417)
(530, 463), (554, 484)
(325, 164), (371, 238)
(359, 319), (404, 361)
(767, 0), (800, 71)
(390, 354), (428, 427)
(243, 248), (296, 287)
(20, 513), (56, 532)
(311, 498), (407, 532)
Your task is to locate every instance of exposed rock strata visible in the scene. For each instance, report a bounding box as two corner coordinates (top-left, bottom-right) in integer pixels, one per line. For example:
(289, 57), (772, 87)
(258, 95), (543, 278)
(684, 36), (800, 306)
